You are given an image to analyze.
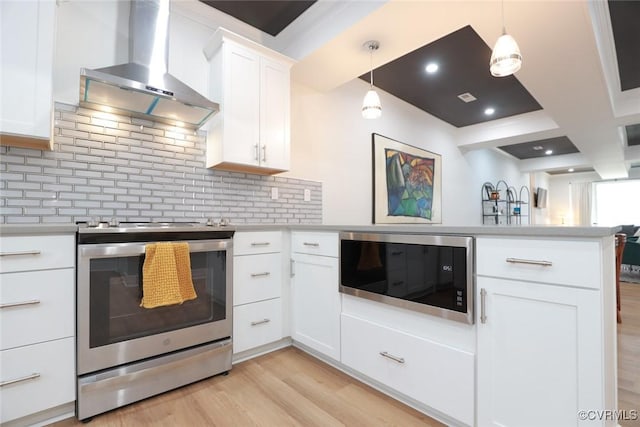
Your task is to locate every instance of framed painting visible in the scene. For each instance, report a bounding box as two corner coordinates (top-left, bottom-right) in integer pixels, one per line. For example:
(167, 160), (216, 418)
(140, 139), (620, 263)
(372, 133), (442, 224)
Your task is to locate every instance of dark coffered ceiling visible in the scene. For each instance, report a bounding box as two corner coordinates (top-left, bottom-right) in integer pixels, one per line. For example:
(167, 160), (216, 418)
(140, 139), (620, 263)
(626, 124), (640, 147)
(608, 0), (640, 91)
(359, 25), (542, 128)
(498, 137), (580, 160)
(199, 0), (316, 36)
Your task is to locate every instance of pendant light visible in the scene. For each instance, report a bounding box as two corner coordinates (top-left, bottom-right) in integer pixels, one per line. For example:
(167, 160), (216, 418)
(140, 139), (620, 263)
(489, 0), (522, 77)
(362, 40), (382, 119)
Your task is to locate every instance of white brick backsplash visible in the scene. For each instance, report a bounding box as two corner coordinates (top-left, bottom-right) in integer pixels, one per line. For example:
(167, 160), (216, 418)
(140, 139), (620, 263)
(1, 103), (322, 224)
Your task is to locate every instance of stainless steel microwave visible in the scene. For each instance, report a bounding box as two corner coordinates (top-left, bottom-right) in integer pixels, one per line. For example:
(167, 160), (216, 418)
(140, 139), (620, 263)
(339, 232), (474, 324)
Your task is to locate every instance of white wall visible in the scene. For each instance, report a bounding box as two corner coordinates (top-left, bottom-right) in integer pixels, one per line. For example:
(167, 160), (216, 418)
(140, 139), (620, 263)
(286, 79), (528, 225)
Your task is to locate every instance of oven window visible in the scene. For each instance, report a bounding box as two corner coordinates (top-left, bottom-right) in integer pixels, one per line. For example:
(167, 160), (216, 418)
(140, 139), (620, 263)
(89, 251), (226, 348)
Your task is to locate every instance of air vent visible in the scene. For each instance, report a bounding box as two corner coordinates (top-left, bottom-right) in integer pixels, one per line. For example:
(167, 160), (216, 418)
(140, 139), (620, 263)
(457, 92), (477, 103)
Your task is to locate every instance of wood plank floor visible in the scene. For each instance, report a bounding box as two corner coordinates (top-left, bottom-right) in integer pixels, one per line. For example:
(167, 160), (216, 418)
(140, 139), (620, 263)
(53, 283), (640, 427)
(619, 281), (640, 427)
(52, 347), (443, 427)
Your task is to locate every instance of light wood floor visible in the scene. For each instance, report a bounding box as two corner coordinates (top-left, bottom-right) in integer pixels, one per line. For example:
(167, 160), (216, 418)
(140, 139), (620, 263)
(52, 346), (443, 427)
(53, 283), (640, 427)
(619, 281), (640, 427)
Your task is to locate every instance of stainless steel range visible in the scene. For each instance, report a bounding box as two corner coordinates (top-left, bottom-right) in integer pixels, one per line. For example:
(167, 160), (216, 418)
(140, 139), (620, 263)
(76, 221), (234, 420)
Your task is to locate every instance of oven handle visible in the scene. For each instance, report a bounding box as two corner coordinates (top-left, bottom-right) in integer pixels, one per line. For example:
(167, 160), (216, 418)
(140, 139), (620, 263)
(78, 239), (230, 258)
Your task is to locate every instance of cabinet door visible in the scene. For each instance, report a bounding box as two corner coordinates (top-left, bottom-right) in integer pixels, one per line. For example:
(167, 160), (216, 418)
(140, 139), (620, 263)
(291, 253), (340, 360)
(259, 57), (290, 171)
(222, 42), (260, 166)
(477, 277), (603, 427)
(0, 0), (55, 142)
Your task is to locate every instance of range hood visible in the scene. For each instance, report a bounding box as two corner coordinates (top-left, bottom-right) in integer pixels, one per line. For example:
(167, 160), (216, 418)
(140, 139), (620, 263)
(79, 0), (219, 129)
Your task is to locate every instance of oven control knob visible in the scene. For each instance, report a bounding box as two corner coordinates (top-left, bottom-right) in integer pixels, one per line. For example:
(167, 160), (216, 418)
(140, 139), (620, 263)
(87, 217), (98, 227)
(109, 217), (119, 227)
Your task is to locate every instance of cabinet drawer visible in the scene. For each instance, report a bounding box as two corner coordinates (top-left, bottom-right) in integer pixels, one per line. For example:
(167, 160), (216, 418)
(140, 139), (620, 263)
(0, 337), (75, 424)
(292, 232), (338, 257)
(0, 235), (74, 273)
(1, 269), (74, 350)
(341, 314), (474, 426)
(233, 298), (282, 354)
(234, 231), (282, 255)
(476, 237), (601, 289)
(233, 252), (282, 306)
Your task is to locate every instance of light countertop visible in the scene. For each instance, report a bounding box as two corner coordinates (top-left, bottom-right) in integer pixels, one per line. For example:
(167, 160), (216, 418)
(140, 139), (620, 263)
(0, 223), (621, 239)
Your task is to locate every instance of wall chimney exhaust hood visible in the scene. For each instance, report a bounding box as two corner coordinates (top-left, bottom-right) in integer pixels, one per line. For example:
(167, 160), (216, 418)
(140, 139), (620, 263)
(79, 0), (219, 129)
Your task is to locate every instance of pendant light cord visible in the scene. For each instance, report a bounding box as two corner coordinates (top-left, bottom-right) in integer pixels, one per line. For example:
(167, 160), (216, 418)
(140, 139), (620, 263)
(369, 46), (374, 88)
(501, 0), (506, 35)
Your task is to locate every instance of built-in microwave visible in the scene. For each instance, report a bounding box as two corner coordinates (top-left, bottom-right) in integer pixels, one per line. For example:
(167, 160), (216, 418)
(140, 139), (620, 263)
(339, 232), (474, 324)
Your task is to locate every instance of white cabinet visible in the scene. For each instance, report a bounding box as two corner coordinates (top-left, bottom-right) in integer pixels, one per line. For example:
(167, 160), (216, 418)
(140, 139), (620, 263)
(0, 0), (55, 149)
(0, 233), (75, 424)
(476, 236), (616, 427)
(341, 313), (475, 426)
(232, 231), (284, 355)
(290, 232), (340, 361)
(204, 28), (293, 175)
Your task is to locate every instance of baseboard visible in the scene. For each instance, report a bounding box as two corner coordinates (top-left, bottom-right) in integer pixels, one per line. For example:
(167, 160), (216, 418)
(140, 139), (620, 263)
(2, 402), (75, 427)
(232, 337), (293, 364)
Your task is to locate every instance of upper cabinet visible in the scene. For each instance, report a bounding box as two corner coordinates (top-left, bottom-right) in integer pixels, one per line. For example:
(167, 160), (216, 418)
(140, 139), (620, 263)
(0, 0), (56, 150)
(204, 28), (294, 175)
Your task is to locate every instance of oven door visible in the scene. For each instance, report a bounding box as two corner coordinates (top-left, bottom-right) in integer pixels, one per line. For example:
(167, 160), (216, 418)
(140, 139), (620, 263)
(77, 239), (232, 375)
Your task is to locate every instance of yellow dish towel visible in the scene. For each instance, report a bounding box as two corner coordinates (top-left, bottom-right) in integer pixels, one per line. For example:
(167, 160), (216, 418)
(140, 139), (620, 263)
(140, 242), (197, 309)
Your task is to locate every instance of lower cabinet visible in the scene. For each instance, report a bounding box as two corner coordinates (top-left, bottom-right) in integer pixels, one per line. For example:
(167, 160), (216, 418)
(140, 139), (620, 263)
(233, 298), (283, 354)
(341, 314), (475, 426)
(290, 251), (340, 361)
(476, 277), (603, 427)
(0, 337), (75, 423)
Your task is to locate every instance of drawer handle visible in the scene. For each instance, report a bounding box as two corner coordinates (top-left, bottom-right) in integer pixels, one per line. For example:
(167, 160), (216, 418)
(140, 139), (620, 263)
(250, 272), (271, 278)
(251, 319), (271, 326)
(0, 299), (40, 309)
(0, 373), (41, 387)
(505, 257), (553, 267)
(251, 242), (271, 247)
(0, 250), (42, 257)
(379, 351), (405, 364)
(391, 251), (403, 256)
(303, 242), (319, 247)
(391, 281), (404, 287)
(480, 288), (487, 324)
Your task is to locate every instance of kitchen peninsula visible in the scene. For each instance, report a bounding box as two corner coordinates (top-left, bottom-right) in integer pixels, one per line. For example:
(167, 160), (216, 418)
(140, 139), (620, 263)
(0, 223), (619, 427)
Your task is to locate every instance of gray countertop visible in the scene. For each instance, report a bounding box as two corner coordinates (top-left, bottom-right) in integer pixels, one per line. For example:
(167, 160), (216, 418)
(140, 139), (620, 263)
(0, 223), (620, 238)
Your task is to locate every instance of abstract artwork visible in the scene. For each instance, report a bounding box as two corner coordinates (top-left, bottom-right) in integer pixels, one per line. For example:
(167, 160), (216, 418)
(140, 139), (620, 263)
(372, 133), (442, 224)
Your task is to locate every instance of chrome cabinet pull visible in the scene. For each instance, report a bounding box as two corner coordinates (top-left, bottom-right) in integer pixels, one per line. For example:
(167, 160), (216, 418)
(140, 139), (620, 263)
(379, 351), (405, 364)
(303, 242), (319, 247)
(0, 373), (40, 387)
(250, 319), (270, 326)
(480, 288), (487, 324)
(254, 144), (259, 161)
(290, 259), (295, 277)
(251, 242), (270, 247)
(0, 299), (40, 309)
(0, 250), (41, 257)
(506, 257), (553, 267)
(262, 145), (267, 162)
(250, 272), (271, 278)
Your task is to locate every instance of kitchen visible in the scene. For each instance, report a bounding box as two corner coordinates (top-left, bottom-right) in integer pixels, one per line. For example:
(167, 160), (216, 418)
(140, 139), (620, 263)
(1, 0), (639, 426)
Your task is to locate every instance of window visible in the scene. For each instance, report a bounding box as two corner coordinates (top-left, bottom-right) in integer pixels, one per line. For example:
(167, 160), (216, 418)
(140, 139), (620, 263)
(592, 180), (640, 226)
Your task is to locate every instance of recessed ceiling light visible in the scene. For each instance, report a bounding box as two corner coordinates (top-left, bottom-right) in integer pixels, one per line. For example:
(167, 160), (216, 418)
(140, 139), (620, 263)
(545, 149), (553, 155)
(484, 107), (495, 115)
(568, 168), (574, 172)
(532, 146), (544, 150)
(425, 63), (439, 74)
